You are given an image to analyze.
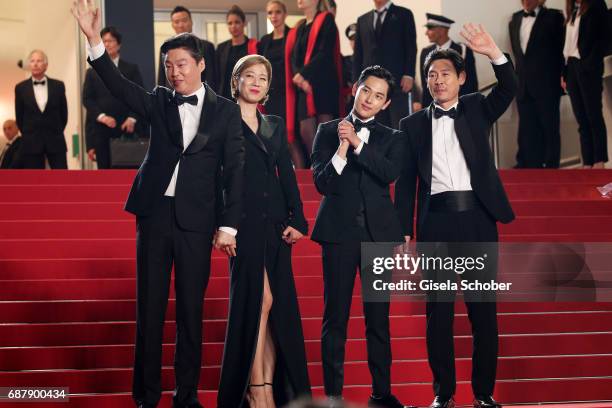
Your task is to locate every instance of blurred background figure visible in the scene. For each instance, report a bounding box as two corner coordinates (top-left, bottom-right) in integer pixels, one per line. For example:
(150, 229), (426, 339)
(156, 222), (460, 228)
(420, 13), (478, 109)
(563, 0), (609, 168)
(216, 5), (258, 100)
(83, 26), (143, 169)
(286, 0), (342, 168)
(157, 6), (217, 92)
(342, 23), (357, 115)
(258, 0), (291, 121)
(14, 49), (68, 169)
(352, 0), (417, 129)
(0, 119), (22, 169)
(509, 0), (564, 169)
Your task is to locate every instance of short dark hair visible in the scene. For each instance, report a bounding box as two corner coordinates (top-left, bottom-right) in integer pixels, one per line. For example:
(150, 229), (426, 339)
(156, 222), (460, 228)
(356, 65), (395, 101)
(171, 5), (192, 19)
(100, 26), (122, 45)
(160, 33), (203, 63)
(423, 48), (465, 77)
(227, 5), (246, 22)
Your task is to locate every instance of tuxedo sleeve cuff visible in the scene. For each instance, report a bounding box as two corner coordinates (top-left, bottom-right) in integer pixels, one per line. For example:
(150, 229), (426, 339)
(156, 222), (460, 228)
(354, 140), (365, 155)
(332, 153), (347, 175)
(491, 54), (508, 66)
(87, 41), (106, 61)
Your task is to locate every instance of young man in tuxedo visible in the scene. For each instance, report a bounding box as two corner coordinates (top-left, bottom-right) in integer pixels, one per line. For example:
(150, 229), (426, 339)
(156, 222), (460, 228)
(509, 0), (564, 168)
(72, 1), (244, 407)
(0, 119), (22, 169)
(158, 6), (217, 92)
(14, 49), (68, 169)
(83, 26), (144, 169)
(395, 24), (517, 408)
(311, 66), (415, 408)
(419, 14), (479, 109)
(352, 0), (417, 128)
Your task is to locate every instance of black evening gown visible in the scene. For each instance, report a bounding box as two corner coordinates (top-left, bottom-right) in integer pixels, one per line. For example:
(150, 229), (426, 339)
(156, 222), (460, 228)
(259, 27), (290, 121)
(217, 114), (311, 408)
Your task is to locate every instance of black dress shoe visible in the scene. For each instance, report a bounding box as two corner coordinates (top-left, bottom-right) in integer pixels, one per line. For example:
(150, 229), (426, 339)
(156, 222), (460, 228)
(473, 395), (501, 408)
(429, 396), (456, 408)
(368, 393), (417, 408)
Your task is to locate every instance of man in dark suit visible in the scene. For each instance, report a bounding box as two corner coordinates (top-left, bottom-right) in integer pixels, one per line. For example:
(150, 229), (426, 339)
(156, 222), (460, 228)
(419, 14), (478, 108)
(158, 6), (217, 92)
(0, 119), (22, 169)
(509, 0), (564, 168)
(83, 26), (144, 169)
(72, 1), (244, 407)
(353, 0), (417, 128)
(395, 25), (517, 408)
(311, 66), (415, 408)
(14, 49), (68, 169)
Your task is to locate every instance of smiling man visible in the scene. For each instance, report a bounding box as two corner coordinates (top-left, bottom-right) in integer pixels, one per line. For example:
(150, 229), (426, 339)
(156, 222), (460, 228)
(72, 1), (245, 407)
(311, 65), (415, 408)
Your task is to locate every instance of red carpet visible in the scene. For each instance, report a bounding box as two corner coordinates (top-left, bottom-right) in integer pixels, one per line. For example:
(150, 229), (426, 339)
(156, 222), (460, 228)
(1, 169), (612, 407)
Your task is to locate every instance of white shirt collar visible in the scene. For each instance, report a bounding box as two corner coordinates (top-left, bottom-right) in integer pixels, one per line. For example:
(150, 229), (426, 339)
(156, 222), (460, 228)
(351, 112), (375, 123)
(437, 39), (453, 50)
(376, 1), (392, 13)
(112, 56), (120, 66)
(523, 6), (541, 16)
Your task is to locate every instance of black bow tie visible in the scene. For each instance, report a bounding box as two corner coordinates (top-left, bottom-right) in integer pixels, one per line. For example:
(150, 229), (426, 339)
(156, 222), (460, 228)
(172, 93), (198, 106)
(522, 10), (536, 17)
(433, 107), (457, 119)
(33, 80), (46, 86)
(353, 118), (376, 133)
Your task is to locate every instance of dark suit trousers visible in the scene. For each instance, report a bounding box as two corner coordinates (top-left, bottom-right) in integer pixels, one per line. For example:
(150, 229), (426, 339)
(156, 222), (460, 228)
(133, 197), (212, 407)
(516, 92), (561, 168)
(566, 57), (609, 165)
(321, 227), (392, 398)
(418, 202), (499, 399)
(20, 152), (67, 169)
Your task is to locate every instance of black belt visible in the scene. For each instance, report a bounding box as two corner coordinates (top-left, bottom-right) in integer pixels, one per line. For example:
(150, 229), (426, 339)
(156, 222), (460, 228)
(429, 191), (479, 213)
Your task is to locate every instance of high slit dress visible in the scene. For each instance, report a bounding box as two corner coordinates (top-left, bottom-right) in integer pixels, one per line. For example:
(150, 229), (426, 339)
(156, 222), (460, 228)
(217, 113), (311, 407)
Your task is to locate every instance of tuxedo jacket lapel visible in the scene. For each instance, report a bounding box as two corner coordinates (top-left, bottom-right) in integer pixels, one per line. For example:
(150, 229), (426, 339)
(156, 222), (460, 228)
(165, 92), (183, 150)
(525, 9), (545, 55)
(510, 14), (524, 59)
(419, 106), (433, 188)
(184, 84), (216, 155)
(453, 103), (476, 169)
(25, 80), (41, 114)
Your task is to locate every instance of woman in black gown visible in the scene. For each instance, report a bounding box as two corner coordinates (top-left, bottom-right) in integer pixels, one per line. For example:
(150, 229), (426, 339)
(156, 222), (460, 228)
(216, 5), (258, 100)
(217, 54), (311, 408)
(285, 0), (342, 168)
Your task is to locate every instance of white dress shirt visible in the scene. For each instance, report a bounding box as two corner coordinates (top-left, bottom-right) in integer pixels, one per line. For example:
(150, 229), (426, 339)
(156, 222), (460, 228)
(430, 55), (508, 195)
(520, 7), (540, 54)
(332, 113), (373, 175)
(437, 39), (453, 51)
(563, 15), (582, 61)
(32, 76), (48, 112)
(88, 41), (236, 236)
(373, 1), (392, 28)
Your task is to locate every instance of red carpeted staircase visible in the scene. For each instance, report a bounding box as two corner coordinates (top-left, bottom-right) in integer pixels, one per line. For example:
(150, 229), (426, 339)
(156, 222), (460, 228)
(1, 169), (612, 407)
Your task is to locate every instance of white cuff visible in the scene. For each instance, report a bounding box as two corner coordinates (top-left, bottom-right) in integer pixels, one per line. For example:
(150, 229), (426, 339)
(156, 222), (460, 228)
(219, 226), (237, 237)
(332, 153), (347, 175)
(354, 140), (365, 155)
(491, 54), (508, 66)
(96, 113), (106, 120)
(87, 41), (106, 61)
(127, 117), (137, 124)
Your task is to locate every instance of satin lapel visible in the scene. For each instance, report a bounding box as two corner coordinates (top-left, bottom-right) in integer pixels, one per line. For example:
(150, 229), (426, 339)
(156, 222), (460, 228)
(165, 92), (183, 150)
(366, 10), (376, 42)
(453, 102), (476, 169)
(419, 106), (433, 187)
(381, 4), (395, 33)
(510, 14), (524, 59)
(525, 9), (545, 55)
(184, 84), (216, 155)
(26, 80), (41, 114)
(42, 80), (52, 114)
(255, 112), (274, 155)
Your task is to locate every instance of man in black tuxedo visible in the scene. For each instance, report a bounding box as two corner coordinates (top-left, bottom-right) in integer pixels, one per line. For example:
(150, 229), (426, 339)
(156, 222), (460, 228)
(0, 120), (22, 169)
(395, 25), (517, 408)
(420, 14), (479, 108)
(158, 6), (217, 92)
(509, 0), (564, 168)
(311, 66), (415, 408)
(14, 49), (68, 169)
(353, 0), (417, 128)
(72, 1), (244, 407)
(83, 26), (144, 169)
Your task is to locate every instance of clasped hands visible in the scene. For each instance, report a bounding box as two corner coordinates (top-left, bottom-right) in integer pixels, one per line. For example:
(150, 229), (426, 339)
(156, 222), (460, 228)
(213, 230), (237, 257)
(292, 73), (312, 94)
(336, 120), (362, 158)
